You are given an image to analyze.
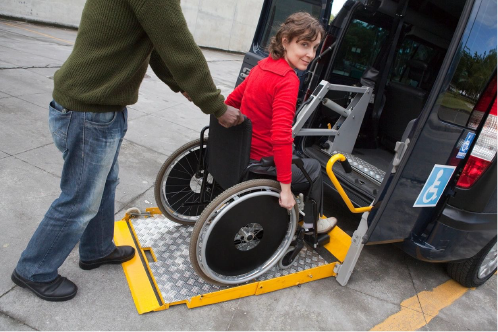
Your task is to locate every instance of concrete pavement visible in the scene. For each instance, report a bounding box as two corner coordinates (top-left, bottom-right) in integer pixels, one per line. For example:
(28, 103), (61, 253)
(0, 18), (496, 331)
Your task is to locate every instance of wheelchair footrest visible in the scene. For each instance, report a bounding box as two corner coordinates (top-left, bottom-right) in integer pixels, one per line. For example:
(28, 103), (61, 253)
(304, 233), (330, 248)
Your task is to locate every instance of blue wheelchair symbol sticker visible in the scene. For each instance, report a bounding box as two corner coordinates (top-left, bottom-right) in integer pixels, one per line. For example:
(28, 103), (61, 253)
(414, 165), (456, 207)
(456, 132), (475, 159)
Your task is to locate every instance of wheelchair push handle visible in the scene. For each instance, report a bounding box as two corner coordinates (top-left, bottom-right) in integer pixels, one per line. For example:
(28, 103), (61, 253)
(325, 154), (372, 214)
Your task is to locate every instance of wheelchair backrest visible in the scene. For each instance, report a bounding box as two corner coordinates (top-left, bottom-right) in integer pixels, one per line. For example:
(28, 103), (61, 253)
(207, 115), (252, 190)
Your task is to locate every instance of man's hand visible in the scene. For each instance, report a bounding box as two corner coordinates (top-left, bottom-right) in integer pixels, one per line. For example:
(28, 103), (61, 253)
(217, 105), (244, 128)
(181, 91), (192, 102)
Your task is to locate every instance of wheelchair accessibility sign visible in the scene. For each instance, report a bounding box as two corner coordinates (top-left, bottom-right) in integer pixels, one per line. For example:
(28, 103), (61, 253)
(456, 132), (475, 159)
(414, 165), (456, 207)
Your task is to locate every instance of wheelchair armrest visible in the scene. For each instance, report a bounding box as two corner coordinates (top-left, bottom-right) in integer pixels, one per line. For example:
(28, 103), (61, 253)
(290, 155), (314, 201)
(259, 156), (275, 167)
(244, 157), (275, 177)
(291, 155), (304, 168)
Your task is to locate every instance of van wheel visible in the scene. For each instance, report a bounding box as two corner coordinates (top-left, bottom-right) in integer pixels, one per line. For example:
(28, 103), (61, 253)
(446, 237), (497, 288)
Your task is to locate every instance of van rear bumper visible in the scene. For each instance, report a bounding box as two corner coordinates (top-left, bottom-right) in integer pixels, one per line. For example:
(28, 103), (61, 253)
(399, 205), (497, 263)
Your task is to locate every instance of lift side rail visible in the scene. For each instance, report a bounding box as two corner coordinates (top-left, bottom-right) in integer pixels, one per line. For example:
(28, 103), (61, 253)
(325, 154), (373, 285)
(292, 81), (372, 154)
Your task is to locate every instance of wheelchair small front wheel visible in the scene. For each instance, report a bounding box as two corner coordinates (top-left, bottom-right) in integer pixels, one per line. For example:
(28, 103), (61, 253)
(278, 246), (298, 269)
(154, 138), (220, 225)
(190, 179), (299, 285)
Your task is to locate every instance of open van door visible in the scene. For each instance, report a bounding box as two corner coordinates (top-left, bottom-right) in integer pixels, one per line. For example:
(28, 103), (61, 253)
(364, 0), (497, 250)
(235, 0), (333, 87)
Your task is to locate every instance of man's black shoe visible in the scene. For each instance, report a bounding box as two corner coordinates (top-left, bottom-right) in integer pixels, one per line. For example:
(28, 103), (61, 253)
(79, 245), (135, 270)
(11, 270), (77, 302)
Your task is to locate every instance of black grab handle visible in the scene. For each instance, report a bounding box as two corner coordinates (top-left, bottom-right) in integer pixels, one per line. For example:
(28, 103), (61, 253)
(341, 159), (352, 173)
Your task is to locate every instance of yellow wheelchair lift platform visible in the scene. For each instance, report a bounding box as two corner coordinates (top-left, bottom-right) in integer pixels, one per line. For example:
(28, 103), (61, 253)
(114, 154), (371, 314)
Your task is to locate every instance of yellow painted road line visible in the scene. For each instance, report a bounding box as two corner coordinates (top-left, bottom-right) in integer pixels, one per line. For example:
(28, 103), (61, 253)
(370, 279), (472, 331)
(1, 22), (74, 45)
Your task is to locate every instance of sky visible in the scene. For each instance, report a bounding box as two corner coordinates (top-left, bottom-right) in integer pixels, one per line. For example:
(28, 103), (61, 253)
(471, 0), (497, 55)
(332, 0), (347, 16)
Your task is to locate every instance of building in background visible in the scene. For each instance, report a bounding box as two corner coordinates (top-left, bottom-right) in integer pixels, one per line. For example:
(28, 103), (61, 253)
(0, 0), (263, 53)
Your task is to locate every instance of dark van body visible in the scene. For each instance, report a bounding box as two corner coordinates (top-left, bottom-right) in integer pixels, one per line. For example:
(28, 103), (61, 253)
(237, 0), (497, 287)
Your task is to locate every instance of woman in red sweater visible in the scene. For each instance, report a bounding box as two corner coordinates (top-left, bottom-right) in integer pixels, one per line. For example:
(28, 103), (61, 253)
(225, 12), (336, 233)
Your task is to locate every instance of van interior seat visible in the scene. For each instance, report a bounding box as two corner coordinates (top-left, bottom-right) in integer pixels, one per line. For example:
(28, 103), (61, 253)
(378, 59), (429, 151)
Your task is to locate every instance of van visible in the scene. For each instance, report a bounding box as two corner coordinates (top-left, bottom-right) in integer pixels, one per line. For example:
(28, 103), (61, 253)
(236, 0), (497, 287)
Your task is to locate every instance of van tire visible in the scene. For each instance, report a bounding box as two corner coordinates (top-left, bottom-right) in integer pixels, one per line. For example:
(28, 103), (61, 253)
(446, 237), (497, 288)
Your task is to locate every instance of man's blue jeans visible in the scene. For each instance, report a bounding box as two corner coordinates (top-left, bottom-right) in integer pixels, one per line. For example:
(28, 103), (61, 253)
(15, 101), (127, 282)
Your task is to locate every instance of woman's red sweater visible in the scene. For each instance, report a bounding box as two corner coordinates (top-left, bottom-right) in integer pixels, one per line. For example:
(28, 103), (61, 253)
(225, 57), (299, 184)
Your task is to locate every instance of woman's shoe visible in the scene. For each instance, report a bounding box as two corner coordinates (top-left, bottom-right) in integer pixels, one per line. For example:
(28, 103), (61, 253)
(316, 216), (337, 233)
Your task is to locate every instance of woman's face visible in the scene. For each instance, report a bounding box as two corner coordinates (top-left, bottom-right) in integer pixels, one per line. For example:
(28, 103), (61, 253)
(282, 33), (321, 71)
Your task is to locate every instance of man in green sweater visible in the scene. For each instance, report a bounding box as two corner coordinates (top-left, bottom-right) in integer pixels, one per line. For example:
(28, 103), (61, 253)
(11, 0), (243, 302)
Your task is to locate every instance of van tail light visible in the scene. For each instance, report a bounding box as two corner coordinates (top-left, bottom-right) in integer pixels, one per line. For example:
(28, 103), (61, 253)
(457, 76), (497, 189)
(466, 76), (496, 129)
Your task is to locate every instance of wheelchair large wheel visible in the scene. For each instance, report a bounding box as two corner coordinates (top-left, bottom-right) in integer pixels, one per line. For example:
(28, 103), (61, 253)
(154, 138), (220, 225)
(189, 179), (299, 285)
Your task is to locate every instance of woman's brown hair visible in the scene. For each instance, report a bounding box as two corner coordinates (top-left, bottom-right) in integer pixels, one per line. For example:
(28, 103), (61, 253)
(268, 12), (325, 60)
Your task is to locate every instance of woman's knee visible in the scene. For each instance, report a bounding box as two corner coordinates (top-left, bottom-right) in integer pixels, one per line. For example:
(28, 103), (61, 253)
(303, 159), (321, 179)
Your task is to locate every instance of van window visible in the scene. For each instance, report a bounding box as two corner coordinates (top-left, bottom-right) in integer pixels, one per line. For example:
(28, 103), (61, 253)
(438, 0), (497, 126)
(391, 38), (439, 87)
(331, 17), (390, 79)
(259, 0), (323, 51)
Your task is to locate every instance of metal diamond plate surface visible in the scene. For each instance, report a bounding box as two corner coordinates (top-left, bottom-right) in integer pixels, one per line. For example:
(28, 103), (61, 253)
(131, 215), (328, 304)
(322, 149), (386, 184)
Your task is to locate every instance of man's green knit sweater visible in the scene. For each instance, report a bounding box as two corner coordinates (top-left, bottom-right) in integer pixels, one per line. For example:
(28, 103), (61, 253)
(53, 0), (227, 117)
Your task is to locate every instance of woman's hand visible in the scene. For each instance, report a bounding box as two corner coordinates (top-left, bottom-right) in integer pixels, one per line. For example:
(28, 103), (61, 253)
(279, 183), (296, 210)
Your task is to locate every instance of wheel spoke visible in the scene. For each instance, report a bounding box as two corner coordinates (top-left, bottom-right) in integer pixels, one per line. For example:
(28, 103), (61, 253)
(183, 149), (199, 175)
(169, 188), (197, 209)
(165, 188), (196, 195)
(165, 176), (192, 182)
(193, 195), (209, 216)
(176, 159), (195, 176)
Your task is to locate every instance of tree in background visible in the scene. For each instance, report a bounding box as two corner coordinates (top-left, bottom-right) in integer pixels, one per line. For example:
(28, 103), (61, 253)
(453, 48), (497, 100)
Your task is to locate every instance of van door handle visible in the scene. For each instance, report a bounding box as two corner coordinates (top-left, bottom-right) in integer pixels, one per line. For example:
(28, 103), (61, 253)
(240, 67), (251, 79)
(392, 138), (410, 173)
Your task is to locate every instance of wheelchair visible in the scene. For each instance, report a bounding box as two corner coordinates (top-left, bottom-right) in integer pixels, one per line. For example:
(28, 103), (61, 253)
(155, 115), (347, 286)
